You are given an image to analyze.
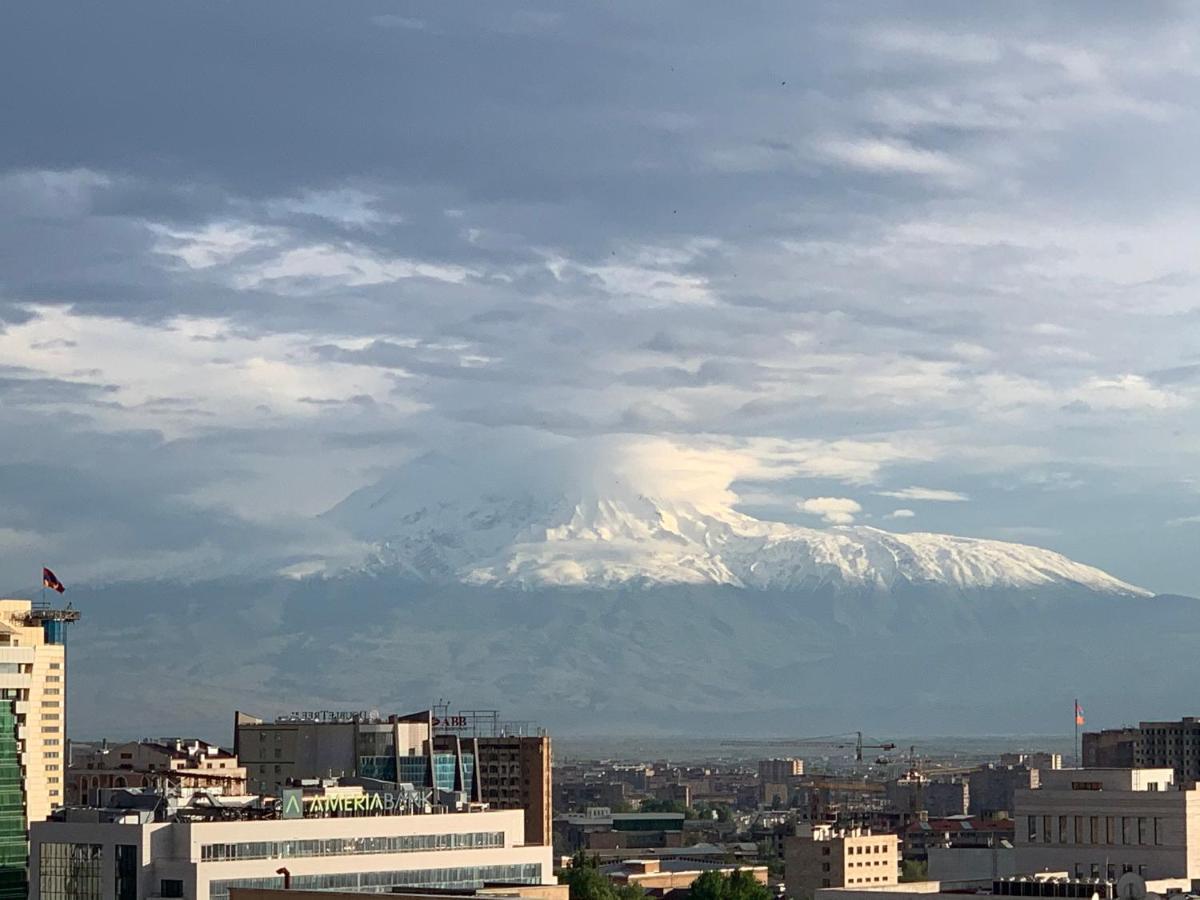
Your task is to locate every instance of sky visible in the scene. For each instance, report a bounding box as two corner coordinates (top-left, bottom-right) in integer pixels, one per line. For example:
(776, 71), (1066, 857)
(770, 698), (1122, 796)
(3, 1), (1200, 594)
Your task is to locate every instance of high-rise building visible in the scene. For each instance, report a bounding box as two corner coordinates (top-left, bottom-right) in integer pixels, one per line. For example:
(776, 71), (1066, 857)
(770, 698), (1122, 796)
(234, 710), (552, 847)
(0, 598), (77, 899)
(474, 736), (551, 847)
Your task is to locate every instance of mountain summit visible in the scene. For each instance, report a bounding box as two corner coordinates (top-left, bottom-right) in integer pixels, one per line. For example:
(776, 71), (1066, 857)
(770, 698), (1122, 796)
(323, 452), (1147, 597)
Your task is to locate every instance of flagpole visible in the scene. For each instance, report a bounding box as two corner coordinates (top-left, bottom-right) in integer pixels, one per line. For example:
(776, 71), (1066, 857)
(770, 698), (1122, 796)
(1075, 697), (1080, 768)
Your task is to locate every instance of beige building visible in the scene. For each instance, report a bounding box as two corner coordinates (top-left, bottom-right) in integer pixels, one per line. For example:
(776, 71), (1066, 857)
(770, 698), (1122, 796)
(0, 599), (74, 900)
(67, 738), (247, 805)
(602, 858), (769, 891)
(1014, 767), (1200, 880)
(785, 826), (900, 900)
(31, 804), (554, 900)
(0, 600), (68, 820)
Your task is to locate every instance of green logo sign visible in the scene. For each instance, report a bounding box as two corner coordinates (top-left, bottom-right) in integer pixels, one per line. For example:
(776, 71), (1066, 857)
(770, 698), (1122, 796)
(282, 788), (304, 819)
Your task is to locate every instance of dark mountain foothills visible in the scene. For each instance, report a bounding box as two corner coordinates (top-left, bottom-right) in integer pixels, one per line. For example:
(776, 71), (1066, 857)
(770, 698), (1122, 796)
(59, 573), (1199, 741)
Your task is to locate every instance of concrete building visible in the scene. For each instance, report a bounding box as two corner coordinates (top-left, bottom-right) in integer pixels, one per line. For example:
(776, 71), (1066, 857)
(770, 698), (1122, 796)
(0, 598), (76, 900)
(31, 795), (554, 900)
(784, 825), (899, 900)
(925, 845), (1016, 882)
(553, 808), (686, 853)
(1082, 730), (1138, 770)
(1014, 768), (1200, 880)
(966, 765), (1039, 818)
(1083, 719), (1200, 784)
(885, 777), (968, 819)
(67, 739), (246, 805)
(600, 858), (769, 892)
(815, 873), (1190, 900)
(228, 886), (567, 900)
(235, 711), (552, 846)
(901, 817), (1014, 862)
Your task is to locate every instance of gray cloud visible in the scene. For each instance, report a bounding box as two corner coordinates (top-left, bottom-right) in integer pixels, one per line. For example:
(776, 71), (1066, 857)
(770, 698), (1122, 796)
(2, 1), (1200, 595)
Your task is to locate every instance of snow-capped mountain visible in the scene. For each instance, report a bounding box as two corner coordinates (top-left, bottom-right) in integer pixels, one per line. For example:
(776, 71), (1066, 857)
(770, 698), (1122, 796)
(323, 454), (1147, 597)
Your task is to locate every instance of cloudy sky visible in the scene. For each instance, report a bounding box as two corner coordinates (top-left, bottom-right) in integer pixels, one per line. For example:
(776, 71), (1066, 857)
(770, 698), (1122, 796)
(3, 1), (1200, 594)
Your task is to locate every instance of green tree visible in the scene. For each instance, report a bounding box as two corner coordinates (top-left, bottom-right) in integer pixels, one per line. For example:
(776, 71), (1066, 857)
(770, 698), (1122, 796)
(688, 869), (772, 900)
(900, 860), (928, 883)
(560, 855), (646, 900)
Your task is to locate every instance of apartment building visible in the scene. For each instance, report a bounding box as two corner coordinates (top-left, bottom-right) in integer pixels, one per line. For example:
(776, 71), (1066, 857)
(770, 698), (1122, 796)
(784, 826), (899, 900)
(1014, 768), (1200, 880)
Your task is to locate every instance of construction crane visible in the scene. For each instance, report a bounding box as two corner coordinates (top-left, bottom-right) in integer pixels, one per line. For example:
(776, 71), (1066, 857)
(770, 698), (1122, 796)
(719, 731), (897, 763)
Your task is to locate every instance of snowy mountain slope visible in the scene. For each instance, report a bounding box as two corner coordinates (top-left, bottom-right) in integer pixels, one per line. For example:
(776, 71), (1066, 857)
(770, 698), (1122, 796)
(322, 455), (1148, 597)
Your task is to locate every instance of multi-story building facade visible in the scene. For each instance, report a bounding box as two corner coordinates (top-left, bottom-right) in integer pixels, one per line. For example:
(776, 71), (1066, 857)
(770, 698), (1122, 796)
(1083, 719), (1200, 784)
(474, 736), (551, 847)
(67, 739), (246, 805)
(31, 802), (553, 900)
(784, 826), (899, 900)
(234, 711), (551, 846)
(0, 598), (74, 899)
(1013, 767), (1200, 880)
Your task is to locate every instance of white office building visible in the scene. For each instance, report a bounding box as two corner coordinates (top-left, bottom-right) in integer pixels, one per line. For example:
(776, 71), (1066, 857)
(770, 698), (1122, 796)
(31, 805), (553, 900)
(1014, 768), (1200, 880)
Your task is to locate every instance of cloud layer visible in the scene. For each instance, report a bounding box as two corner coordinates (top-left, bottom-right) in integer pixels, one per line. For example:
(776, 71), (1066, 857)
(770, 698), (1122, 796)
(2, 2), (1200, 593)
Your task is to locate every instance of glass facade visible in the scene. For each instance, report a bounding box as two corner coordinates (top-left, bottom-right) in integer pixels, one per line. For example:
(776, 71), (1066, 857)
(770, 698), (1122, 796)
(433, 753), (458, 792)
(461, 753), (475, 795)
(201, 830), (505, 861)
(0, 697), (26, 900)
(38, 843), (103, 900)
(396, 756), (430, 787)
(209, 862), (542, 900)
(359, 755), (397, 781)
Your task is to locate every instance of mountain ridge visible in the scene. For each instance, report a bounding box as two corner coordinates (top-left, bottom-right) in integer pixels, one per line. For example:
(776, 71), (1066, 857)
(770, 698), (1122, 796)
(323, 459), (1148, 597)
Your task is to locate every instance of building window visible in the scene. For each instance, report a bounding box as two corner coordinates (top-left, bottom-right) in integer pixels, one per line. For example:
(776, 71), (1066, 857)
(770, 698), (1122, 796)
(1074, 816), (1084, 844)
(1043, 816), (1052, 843)
(39, 842), (103, 900)
(1138, 817), (1148, 845)
(1154, 818), (1163, 846)
(1028, 816), (1038, 842)
(161, 879), (185, 898)
(1058, 816), (1068, 842)
(115, 845), (137, 900)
